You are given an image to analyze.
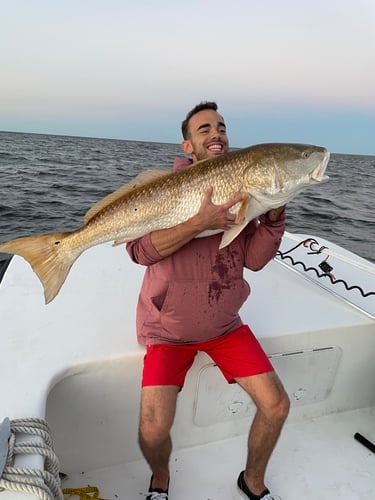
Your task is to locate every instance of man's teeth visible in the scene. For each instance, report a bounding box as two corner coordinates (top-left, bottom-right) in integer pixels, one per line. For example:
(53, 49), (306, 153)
(208, 144), (222, 152)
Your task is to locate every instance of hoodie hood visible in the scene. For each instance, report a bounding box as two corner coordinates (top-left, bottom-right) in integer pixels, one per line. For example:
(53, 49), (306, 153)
(173, 157), (193, 172)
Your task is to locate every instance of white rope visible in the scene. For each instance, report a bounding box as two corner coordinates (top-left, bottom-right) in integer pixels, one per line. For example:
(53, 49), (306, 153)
(0, 418), (63, 500)
(283, 231), (375, 275)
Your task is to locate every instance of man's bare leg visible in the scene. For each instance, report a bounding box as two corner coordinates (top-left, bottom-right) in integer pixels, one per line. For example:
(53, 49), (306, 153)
(236, 371), (290, 495)
(139, 385), (180, 490)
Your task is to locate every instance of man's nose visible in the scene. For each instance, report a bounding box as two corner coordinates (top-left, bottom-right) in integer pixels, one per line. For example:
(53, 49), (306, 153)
(210, 128), (221, 140)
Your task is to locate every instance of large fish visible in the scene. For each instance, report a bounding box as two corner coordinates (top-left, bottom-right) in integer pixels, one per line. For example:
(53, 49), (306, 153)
(0, 143), (329, 303)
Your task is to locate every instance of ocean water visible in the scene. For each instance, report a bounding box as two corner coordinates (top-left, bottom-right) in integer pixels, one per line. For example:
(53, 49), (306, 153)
(0, 131), (374, 270)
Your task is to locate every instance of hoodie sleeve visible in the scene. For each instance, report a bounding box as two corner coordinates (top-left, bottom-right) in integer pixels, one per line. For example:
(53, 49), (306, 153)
(126, 233), (164, 266)
(243, 210), (286, 271)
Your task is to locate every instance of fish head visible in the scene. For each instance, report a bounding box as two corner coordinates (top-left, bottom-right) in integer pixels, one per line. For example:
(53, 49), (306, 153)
(274, 143), (330, 185)
(243, 143), (330, 208)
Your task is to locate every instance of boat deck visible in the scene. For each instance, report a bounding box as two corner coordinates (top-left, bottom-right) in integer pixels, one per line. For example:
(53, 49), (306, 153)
(2, 236), (374, 500)
(61, 406), (374, 500)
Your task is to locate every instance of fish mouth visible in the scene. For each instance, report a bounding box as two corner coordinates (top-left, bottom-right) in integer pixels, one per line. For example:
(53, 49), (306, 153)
(311, 150), (330, 182)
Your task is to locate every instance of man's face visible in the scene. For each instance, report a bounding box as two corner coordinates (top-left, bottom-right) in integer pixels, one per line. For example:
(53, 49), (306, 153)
(182, 109), (229, 162)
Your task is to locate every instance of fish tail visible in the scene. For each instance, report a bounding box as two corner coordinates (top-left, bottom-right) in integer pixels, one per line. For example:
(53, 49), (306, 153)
(0, 232), (79, 304)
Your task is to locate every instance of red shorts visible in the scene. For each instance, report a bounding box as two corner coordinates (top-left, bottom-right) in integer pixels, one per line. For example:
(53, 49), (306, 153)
(142, 325), (273, 387)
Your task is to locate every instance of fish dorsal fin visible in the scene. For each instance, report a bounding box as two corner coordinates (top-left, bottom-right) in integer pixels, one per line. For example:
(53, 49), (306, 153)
(84, 169), (168, 224)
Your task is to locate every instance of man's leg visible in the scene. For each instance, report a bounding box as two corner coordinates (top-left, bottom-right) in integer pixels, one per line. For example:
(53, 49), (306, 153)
(139, 385), (180, 490)
(235, 371), (290, 496)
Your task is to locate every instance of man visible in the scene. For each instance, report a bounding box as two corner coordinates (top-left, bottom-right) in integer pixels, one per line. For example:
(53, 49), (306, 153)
(126, 102), (290, 500)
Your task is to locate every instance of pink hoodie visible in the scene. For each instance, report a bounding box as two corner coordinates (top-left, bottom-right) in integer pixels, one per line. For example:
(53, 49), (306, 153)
(126, 158), (285, 346)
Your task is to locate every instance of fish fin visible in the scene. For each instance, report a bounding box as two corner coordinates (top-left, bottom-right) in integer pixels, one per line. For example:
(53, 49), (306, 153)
(0, 232), (79, 304)
(112, 238), (129, 247)
(132, 168), (170, 183)
(219, 219), (250, 249)
(84, 169), (169, 224)
(234, 193), (250, 224)
(217, 194), (251, 248)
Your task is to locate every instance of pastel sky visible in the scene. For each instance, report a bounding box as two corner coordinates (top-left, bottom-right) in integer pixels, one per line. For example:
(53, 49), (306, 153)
(1, 0), (374, 154)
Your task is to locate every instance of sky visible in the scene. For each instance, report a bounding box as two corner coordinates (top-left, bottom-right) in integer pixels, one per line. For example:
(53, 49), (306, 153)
(1, 0), (374, 155)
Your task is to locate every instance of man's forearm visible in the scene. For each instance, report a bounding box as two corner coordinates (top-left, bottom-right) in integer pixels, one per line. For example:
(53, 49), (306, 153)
(150, 216), (203, 257)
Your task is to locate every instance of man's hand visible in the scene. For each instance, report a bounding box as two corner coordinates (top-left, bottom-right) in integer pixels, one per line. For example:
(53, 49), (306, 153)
(193, 186), (247, 231)
(150, 187), (247, 257)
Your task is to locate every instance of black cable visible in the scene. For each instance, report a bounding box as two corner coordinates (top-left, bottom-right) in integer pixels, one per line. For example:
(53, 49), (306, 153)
(277, 240), (375, 298)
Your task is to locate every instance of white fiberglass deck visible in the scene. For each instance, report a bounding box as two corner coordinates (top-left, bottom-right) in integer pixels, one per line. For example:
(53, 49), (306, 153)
(60, 406), (374, 500)
(1, 233), (374, 500)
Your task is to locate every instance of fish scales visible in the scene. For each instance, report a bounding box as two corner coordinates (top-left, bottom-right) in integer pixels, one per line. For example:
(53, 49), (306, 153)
(83, 153), (246, 244)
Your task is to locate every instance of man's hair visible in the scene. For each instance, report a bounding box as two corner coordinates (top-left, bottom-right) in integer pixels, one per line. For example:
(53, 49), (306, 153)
(181, 101), (218, 139)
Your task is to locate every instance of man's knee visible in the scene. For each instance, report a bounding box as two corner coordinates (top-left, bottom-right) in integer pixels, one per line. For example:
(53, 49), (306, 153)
(237, 370), (290, 422)
(139, 386), (178, 447)
(265, 378), (290, 426)
(274, 387), (290, 422)
(139, 413), (173, 447)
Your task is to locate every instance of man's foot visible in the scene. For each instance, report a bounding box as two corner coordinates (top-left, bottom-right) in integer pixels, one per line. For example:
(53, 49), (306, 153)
(237, 471), (281, 500)
(146, 475), (169, 500)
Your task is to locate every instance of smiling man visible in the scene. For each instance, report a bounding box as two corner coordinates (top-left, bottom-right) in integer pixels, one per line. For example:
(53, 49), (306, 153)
(181, 102), (229, 160)
(126, 101), (289, 500)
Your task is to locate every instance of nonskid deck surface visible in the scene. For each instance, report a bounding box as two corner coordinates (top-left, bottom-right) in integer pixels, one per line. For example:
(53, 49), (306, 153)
(60, 406), (374, 500)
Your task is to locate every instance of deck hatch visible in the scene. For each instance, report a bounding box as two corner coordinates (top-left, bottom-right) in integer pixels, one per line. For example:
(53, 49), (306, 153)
(194, 346), (341, 426)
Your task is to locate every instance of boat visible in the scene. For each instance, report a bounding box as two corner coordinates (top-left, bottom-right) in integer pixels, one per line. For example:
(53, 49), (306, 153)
(0, 231), (374, 500)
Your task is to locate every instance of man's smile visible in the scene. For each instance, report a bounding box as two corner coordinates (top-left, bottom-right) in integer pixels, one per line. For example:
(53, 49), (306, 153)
(206, 142), (225, 154)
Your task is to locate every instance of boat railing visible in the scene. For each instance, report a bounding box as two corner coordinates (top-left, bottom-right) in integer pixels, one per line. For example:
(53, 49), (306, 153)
(276, 232), (375, 320)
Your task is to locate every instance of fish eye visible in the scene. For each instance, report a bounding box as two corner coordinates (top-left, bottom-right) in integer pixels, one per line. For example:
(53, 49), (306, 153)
(302, 151), (311, 159)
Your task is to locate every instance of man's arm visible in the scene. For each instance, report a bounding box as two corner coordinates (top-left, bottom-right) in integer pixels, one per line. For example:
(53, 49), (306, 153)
(243, 208), (286, 271)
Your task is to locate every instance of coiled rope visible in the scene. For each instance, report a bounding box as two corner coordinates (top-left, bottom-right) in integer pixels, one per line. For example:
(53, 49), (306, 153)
(0, 418), (63, 500)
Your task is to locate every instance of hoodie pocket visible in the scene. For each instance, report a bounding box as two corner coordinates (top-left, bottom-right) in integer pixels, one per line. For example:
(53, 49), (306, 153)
(155, 278), (250, 343)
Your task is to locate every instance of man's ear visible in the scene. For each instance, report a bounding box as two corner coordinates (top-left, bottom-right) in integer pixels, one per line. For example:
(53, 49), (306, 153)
(182, 140), (193, 155)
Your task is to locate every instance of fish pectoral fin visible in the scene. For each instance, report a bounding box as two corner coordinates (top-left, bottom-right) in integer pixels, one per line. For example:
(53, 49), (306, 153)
(219, 218), (250, 249)
(84, 169), (169, 224)
(218, 194), (251, 248)
(235, 193), (250, 224)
